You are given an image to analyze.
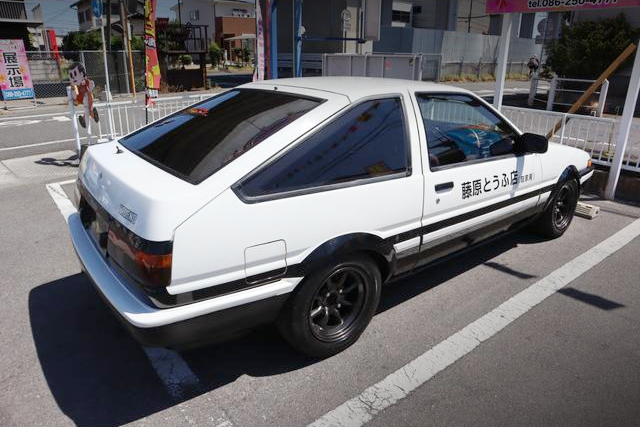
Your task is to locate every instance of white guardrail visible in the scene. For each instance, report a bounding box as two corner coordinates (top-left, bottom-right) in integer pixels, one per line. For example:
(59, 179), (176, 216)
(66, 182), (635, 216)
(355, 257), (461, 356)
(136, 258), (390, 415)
(80, 93), (213, 144)
(502, 106), (640, 174)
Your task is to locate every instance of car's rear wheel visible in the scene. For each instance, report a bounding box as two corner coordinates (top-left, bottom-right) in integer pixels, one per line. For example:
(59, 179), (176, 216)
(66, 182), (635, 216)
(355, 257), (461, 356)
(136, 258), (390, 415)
(277, 255), (381, 358)
(534, 179), (579, 238)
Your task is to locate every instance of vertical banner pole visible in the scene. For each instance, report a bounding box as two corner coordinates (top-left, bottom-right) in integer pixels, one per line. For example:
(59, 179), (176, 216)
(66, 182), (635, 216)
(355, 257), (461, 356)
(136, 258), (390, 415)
(293, 0), (303, 77)
(270, 0), (278, 79)
(493, 13), (513, 111)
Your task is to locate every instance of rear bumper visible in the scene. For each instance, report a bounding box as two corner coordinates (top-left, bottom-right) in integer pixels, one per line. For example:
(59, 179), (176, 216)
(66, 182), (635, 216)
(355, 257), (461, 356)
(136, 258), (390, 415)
(68, 212), (299, 347)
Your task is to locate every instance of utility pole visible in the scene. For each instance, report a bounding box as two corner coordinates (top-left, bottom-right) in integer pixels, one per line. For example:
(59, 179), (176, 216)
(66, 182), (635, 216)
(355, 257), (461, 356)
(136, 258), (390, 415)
(106, 0), (112, 50)
(178, 0), (182, 25)
(121, 0), (136, 97)
(467, 0), (473, 33)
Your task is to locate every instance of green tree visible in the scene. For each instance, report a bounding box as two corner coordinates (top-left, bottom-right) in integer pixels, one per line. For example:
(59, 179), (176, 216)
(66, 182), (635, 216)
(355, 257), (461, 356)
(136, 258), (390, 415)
(209, 42), (222, 67)
(547, 14), (640, 79)
(62, 31), (103, 51)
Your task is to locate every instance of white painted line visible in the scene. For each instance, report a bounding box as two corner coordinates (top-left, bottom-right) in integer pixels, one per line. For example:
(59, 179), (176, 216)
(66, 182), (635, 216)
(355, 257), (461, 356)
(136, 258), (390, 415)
(45, 181), (77, 222)
(45, 179), (205, 401)
(0, 137), (87, 152)
(309, 217), (640, 427)
(143, 347), (201, 399)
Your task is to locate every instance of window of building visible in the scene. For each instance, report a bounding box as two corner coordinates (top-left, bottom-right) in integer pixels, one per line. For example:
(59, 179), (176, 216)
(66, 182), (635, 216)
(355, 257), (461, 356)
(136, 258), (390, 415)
(189, 9), (200, 21)
(85, 9), (91, 22)
(416, 93), (517, 168)
(392, 10), (411, 24)
(78, 11), (85, 23)
(237, 98), (409, 198)
(231, 8), (250, 17)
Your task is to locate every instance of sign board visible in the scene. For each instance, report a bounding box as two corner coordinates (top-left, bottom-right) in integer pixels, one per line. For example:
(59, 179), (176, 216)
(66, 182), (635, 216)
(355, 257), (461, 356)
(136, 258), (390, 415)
(341, 9), (352, 32)
(0, 39), (34, 101)
(91, 0), (103, 18)
(487, 0), (640, 14)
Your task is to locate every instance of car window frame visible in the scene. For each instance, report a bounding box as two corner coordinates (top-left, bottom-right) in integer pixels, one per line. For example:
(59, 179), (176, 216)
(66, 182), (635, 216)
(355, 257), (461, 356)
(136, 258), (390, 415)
(233, 94), (413, 204)
(415, 91), (522, 172)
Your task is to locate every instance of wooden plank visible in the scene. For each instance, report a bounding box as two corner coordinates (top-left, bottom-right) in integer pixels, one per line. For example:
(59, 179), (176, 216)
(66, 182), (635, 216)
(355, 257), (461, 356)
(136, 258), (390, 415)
(546, 42), (637, 140)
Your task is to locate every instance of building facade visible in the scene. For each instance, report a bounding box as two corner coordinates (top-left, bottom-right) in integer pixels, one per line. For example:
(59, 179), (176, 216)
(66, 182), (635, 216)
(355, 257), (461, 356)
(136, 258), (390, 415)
(0, 0), (43, 49)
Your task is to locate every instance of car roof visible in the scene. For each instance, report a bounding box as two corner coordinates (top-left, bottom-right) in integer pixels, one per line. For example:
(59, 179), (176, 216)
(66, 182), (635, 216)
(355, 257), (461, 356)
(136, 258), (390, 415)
(248, 76), (472, 102)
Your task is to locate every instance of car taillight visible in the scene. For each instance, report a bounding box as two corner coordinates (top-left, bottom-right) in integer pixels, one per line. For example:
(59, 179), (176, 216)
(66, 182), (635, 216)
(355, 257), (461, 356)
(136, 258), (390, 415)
(107, 219), (172, 289)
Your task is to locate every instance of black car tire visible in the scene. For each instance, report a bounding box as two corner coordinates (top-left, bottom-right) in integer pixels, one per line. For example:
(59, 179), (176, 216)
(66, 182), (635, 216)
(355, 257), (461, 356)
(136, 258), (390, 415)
(277, 255), (381, 358)
(535, 179), (579, 238)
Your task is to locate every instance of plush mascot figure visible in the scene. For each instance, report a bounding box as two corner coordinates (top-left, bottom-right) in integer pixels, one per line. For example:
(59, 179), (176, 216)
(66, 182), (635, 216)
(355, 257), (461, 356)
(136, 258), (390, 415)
(69, 62), (99, 128)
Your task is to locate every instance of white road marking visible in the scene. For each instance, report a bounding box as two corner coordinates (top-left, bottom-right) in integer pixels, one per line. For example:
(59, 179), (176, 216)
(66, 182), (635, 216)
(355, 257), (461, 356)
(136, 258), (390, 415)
(0, 137), (87, 152)
(309, 217), (640, 427)
(143, 347), (201, 399)
(45, 179), (204, 402)
(50, 116), (71, 122)
(45, 180), (77, 222)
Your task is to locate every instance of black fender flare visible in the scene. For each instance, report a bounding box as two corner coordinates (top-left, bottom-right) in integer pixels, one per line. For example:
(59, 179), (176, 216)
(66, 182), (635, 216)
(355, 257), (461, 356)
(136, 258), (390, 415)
(294, 233), (396, 283)
(543, 165), (580, 211)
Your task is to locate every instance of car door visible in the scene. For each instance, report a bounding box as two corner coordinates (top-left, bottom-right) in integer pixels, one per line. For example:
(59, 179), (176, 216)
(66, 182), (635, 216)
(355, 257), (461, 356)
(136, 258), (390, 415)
(411, 92), (543, 268)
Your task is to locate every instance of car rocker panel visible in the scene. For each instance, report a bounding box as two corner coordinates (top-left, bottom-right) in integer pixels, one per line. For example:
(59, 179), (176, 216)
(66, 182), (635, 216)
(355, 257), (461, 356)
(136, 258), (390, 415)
(68, 77), (593, 357)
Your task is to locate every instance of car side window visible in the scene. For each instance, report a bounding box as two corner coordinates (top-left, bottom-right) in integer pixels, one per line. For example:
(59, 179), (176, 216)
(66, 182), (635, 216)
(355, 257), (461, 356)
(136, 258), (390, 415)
(416, 93), (518, 169)
(236, 97), (409, 198)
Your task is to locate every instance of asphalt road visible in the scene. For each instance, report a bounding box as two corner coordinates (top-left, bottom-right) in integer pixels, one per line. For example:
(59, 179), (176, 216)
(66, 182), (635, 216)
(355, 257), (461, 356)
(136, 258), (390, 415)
(0, 152), (639, 426)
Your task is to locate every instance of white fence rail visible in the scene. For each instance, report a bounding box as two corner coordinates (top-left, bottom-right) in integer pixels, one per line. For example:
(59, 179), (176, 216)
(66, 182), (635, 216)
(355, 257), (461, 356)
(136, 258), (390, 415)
(502, 106), (640, 173)
(71, 93), (213, 145)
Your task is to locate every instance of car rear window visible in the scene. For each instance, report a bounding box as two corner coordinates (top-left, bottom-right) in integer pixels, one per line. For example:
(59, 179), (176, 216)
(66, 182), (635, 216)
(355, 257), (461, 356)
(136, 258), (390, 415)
(120, 89), (323, 184)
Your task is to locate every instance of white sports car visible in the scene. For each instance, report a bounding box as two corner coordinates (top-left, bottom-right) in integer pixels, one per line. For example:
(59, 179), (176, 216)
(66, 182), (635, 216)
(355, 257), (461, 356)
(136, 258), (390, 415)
(68, 77), (593, 357)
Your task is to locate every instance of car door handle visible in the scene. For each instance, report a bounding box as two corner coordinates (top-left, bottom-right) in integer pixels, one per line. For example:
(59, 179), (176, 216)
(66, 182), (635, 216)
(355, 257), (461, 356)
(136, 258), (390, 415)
(435, 182), (454, 193)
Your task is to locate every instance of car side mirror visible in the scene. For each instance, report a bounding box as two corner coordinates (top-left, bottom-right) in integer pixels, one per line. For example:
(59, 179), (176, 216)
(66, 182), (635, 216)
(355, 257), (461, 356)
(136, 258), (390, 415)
(516, 133), (548, 154)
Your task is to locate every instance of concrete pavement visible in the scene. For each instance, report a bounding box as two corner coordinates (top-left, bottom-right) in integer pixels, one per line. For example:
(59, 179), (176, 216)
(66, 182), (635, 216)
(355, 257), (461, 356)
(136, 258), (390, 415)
(0, 150), (639, 426)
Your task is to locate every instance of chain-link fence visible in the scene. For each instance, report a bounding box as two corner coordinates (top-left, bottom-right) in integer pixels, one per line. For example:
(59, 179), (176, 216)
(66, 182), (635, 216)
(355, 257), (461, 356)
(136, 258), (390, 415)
(26, 50), (145, 99)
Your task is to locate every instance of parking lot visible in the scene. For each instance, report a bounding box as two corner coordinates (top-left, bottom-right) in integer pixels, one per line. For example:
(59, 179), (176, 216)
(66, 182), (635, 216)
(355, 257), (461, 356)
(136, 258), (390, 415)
(1, 143), (639, 426)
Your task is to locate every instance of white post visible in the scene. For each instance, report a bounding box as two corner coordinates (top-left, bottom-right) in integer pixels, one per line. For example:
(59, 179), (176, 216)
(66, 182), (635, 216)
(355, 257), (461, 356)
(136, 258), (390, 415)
(67, 86), (82, 156)
(605, 48), (640, 200)
(528, 75), (538, 106)
(597, 79), (609, 117)
(493, 13), (514, 111)
(546, 76), (557, 111)
(99, 20), (115, 139)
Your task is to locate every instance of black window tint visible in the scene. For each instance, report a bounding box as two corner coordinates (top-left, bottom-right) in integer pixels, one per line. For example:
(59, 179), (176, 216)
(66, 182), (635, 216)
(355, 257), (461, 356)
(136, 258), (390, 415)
(120, 89), (322, 184)
(416, 93), (517, 168)
(239, 98), (409, 197)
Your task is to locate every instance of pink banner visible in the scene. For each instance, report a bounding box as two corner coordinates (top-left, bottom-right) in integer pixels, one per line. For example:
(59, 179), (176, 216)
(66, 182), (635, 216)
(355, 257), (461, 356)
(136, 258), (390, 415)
(0, 39), (34, 101)
(487, 0), (640, 14)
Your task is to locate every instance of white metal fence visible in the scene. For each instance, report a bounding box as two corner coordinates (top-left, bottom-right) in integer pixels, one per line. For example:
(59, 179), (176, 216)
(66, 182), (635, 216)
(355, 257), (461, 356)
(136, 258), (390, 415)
(503, 106), (640, 173)
(70, 92), (214, 146)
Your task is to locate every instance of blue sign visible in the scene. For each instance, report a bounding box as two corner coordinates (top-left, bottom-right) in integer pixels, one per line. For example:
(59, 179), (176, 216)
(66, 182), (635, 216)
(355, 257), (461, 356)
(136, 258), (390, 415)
(91, 0), (103, 18)
(1, 88), (35, 100)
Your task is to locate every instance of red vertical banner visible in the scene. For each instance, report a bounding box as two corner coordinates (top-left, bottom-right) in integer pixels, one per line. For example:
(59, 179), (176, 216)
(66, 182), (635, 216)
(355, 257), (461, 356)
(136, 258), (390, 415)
(253, 0), (265, 81)
(144, 0), (160, 106)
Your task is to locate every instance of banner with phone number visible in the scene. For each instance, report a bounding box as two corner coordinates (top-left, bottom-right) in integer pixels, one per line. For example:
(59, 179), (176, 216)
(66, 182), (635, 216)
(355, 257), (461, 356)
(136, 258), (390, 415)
(144, 0), (160, 106)
(487, 0), (640, 14)
(0, 39), (34, 101)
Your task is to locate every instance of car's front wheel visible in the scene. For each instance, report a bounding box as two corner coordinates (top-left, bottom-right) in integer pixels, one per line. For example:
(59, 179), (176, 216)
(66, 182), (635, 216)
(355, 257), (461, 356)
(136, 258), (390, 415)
(534, 179), (579, 238)
(277, 255), (381, 358)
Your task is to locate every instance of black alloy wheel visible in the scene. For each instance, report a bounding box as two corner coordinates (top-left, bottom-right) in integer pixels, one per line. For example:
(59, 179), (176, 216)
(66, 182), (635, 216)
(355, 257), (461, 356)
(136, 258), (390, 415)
(534, 179), (579, 238)
(277, 255), (382, 358)
(552, 184), (575, 230)
(308, 266), (367, 342)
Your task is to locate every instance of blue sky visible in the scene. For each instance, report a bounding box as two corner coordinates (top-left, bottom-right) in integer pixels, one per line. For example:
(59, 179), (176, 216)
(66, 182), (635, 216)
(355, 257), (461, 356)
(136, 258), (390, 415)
(41, 0), (176, 35)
